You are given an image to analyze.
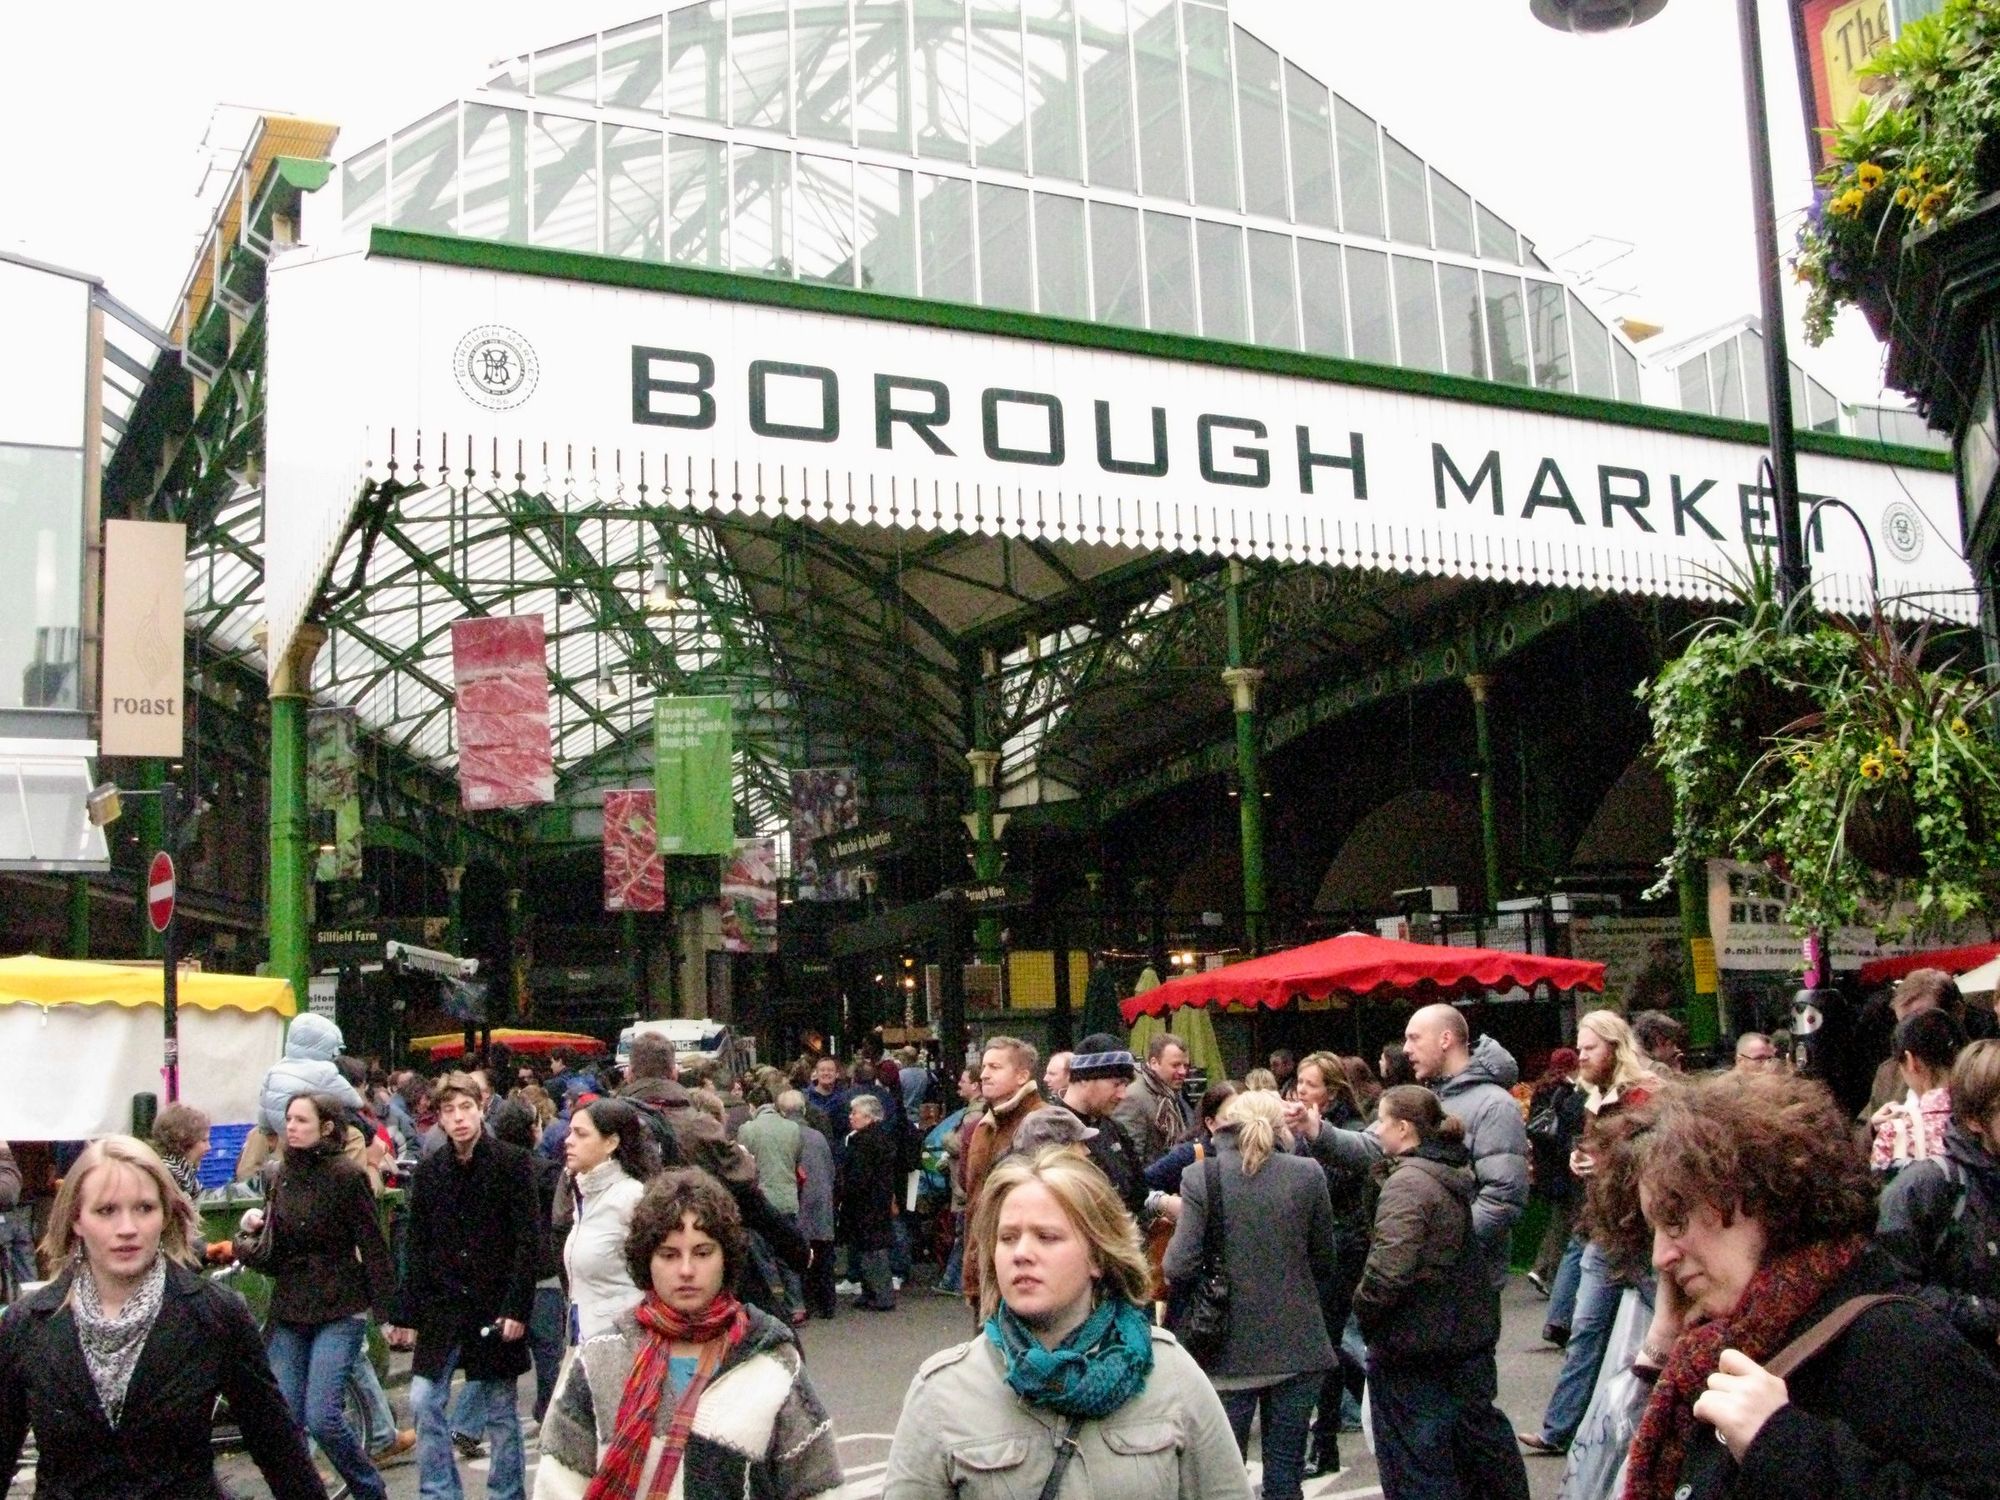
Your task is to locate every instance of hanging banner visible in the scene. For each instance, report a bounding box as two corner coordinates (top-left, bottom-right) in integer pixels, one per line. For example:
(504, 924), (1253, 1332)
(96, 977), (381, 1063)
(720, 837), (779, 953)
(307, 706), (363, 882)
(100, 520), (187, 757)
(603, 788), (666, 912)
(790, 767), (861, 900)
(654, 696), (734, 855)
(451, 614), (555, 811)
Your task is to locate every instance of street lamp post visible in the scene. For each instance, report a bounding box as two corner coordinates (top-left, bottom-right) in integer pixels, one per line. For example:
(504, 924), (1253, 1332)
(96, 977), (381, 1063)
(1534, 0), (1810, 603)
(85, 778), (185, 1102)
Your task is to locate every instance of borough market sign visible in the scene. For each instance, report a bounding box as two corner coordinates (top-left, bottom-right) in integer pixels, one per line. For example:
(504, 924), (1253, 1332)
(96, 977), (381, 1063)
(261, 229), (1968, 673)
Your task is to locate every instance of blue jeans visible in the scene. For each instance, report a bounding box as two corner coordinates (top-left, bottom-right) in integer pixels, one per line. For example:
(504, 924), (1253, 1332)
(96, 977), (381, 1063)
(411, 1344), (523, 1500)
(529, 1285), (566, 1421)
(1539, 1239), (1619, 1447)
(267, 1317), (387, 1500)
(449, 1379), (489, 1442)
(938, 1215), (965, 1294)
(1370, 1350), (1531, 1500)
(1547, 1232), (1587, 1332)
(1219, 1372), (1320, 1500)
(353, 1343), (395, 1449)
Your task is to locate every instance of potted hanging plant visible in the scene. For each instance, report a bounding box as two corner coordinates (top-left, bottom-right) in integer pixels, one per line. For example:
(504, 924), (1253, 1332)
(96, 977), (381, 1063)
(1792, 0), (2000, 346)
(1645, 572), (2000, 939)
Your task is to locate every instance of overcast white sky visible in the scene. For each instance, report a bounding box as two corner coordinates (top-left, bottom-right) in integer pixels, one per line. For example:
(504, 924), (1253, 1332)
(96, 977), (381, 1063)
(0, 0), (1898, 404)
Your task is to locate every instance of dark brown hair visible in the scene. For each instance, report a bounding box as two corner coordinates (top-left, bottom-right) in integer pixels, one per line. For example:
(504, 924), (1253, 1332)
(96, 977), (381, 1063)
(623, 1167), (747, 1291)
(1377, 1084), (1466, 1147)
(1636, 1072), (1874, 1254)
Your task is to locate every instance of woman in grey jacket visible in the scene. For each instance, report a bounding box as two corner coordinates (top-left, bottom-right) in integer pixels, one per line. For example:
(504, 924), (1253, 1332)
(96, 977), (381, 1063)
(1162, 1090), (1336, 1500)
(885, 1146), (1248, 1500)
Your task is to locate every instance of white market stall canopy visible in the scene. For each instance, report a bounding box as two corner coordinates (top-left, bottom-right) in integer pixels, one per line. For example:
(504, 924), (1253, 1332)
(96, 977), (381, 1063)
(263, 230), (1971, 676)
(0, 956), (294, 1140)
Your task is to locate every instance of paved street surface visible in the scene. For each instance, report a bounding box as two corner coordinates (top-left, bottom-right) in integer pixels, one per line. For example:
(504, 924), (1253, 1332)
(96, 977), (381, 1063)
(33, 1278), (1566, 1498)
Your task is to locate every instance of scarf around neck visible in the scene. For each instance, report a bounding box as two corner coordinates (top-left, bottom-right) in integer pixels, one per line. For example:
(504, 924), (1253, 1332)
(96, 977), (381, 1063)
(72, 1255), (167, 1428)
(584, 1290), (750, 1500)
(984, 1294), (1155, 1419)
(1623, 1234), (1866, 1500)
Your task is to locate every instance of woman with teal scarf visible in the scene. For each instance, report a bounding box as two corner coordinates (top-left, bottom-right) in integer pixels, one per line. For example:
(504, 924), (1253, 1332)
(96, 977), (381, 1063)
(883, 1146), (1249, 1499)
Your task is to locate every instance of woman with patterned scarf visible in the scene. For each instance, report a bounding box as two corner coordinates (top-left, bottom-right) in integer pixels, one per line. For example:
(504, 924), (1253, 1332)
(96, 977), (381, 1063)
(0, 1135), (326, 1498)
(533, 1166), (842, 1500)
(883, 1145), (1249, 1499)
(1613, 1072), (2000, 1500)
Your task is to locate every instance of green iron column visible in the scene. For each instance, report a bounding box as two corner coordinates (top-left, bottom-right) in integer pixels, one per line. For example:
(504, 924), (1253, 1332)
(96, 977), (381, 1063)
(267, 623), (327, 1009)
(1678, 864), (1722, 1047)
(1465, 673), (1503, 912)
(1223, 561), (1267, 953)
(967, 748), (1003, 965)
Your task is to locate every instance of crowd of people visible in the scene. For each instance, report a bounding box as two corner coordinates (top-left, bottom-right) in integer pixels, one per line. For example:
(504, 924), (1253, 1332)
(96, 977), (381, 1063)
(1, 969), (1999, 1499)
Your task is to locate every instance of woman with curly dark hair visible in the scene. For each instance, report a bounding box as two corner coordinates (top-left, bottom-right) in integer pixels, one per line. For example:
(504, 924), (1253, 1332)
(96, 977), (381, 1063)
(1612, 1071), (2000, 1500)
(533, 1168), (841, 1500)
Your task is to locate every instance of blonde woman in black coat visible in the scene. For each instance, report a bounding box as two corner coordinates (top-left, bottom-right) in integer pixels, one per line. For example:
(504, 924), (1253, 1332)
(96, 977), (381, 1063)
(0, 1136), (326, 1499)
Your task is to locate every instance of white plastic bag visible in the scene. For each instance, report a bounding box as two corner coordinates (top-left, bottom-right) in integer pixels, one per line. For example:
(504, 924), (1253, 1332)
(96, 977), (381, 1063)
(1558, 1284), (1653, 1500)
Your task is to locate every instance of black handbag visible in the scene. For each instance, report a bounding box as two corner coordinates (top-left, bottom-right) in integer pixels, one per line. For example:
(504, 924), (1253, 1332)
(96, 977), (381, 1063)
(1175, 1154), (1231, 1366)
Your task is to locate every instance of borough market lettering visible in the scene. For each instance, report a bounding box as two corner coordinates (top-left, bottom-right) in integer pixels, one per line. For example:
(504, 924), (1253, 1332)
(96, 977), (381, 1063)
(630, 345), (1829, 548)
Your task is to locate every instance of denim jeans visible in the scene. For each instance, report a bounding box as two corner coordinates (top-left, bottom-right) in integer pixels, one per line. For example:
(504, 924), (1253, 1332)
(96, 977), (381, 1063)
(449, 1379), (489, 1442)
(529, 1284), (566, 1421)
(1218, 1372), (1320, 1500)
(938, 1215), (965, 1294)
(1370, 1350), (1531, 1500)
(777, 1214), (806, 1314)
(267, 1316), (387, 1500)
(411, 1344), (523, 1500)
(1539, 1239), (1619, 1447)
(351, 1340), (395, 1449)
(1547, 1232), (1587, 1332)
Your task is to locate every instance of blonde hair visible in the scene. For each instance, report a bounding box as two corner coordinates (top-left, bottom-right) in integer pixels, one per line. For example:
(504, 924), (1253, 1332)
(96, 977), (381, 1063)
(969, 1145), (1152, 1323)
(42, 1136), (201, 1272)
(1578, 1010), (1655, 1098)
(1220, 1089), (1292, 1176)
(1243, 1067), (1279, 1092)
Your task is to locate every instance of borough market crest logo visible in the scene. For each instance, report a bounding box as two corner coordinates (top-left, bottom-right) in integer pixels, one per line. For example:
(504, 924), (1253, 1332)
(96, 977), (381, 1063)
(1880, 498), (1925, 564)
(453, 324), (540, 410)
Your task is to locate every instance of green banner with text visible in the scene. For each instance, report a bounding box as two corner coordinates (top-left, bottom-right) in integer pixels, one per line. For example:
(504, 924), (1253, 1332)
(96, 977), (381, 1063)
(654, 696), (735, 856)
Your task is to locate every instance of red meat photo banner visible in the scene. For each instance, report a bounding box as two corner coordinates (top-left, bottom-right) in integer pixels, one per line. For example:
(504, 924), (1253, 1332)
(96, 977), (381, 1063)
(604, 789), (666, 912)
(451, 615), (555, 811)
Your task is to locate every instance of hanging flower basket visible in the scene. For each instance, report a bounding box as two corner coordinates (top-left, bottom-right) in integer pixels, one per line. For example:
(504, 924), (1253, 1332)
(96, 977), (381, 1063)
(1845, 783), (1926, 879)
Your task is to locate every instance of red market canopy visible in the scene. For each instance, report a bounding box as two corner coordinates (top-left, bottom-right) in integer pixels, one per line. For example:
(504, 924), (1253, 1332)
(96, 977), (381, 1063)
(408, 1028), (608, 1059)
(1120, 932), (1606, 1023)
(1856, 941), (2000, 988)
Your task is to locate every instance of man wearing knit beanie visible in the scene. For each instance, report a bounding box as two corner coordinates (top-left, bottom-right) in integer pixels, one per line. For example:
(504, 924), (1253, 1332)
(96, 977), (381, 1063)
(1046, 1035), (1151, 1220)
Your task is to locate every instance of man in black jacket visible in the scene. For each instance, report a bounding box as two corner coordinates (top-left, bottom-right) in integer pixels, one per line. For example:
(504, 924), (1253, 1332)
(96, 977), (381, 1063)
(1049, 1035), (1150, 1221)
(386, 1072), (541, 1500)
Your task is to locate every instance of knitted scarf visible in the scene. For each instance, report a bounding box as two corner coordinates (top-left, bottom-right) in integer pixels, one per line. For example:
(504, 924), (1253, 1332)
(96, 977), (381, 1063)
(1624, 1235), (1866, 1500)
(584, 1290), (749, 1500)
(984, 1294), (1155, 1419)
(163, 1152), (201, 1203)
(71, 1255), (167, 1428)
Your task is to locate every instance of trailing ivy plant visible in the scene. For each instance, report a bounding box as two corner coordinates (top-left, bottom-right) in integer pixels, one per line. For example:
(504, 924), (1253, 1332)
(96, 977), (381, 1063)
(1642, 562), (2000, 939)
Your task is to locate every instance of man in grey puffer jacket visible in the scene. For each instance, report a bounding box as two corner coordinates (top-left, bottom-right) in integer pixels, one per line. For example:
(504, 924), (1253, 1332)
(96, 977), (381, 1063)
(1403, 1005), (1530, 1284)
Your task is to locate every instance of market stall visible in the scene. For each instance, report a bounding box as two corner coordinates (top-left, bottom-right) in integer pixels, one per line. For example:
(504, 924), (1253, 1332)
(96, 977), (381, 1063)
(408, 1027), (607, 1061)
(0, 955), (294, 1139)
(1120, 931), (1605, 1024)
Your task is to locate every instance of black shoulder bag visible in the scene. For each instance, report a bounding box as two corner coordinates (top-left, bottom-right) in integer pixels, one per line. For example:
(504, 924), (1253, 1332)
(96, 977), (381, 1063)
(1175, 1153), (1231, 1366)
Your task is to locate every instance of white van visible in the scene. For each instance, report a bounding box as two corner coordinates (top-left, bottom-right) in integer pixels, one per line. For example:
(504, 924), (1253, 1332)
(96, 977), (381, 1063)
(616, 1018), (756, 1085)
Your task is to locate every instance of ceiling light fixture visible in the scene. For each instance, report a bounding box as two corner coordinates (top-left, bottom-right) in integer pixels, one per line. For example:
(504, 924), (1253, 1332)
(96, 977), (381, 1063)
(645, 558), (676, 614)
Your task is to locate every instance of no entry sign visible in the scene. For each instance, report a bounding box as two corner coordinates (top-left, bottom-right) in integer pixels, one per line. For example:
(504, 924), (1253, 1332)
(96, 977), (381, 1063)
(147, 852), (176, 932)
